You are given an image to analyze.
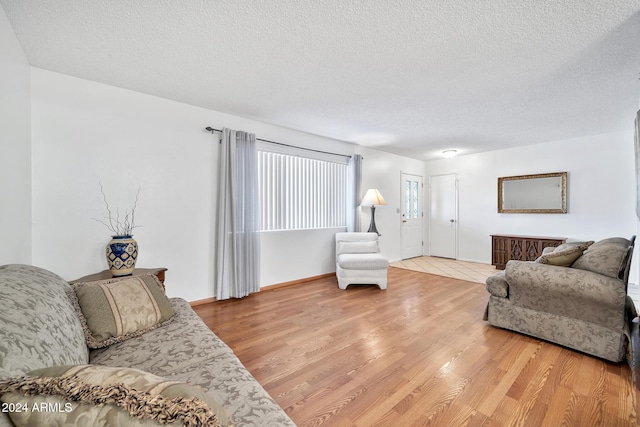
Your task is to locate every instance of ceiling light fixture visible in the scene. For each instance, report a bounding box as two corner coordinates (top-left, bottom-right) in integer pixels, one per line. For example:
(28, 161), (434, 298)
(442, 150), (457, 159)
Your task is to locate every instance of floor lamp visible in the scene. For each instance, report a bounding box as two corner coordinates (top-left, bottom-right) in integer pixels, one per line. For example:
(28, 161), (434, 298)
(360, 189), (387, 236)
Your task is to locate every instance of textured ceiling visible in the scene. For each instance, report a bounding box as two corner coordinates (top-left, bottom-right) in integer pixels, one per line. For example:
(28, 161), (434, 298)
(2, 1), (640, 160)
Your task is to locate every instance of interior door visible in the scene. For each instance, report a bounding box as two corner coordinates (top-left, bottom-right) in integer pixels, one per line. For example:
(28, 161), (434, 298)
(401, 173), (423, 259)
(429, 174), (457, 259)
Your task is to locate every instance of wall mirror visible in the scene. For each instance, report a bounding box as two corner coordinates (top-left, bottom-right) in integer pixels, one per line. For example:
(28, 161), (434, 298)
(498, 172), (567, 213)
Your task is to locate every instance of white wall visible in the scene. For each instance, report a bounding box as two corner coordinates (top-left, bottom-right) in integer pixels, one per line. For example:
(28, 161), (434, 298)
(29, 61), (638, 300)
(424, 131), (637, 275)
(31, 69), (355, 301)
(0, 6), (31, 264)
(260, 228), (344, 285)
(355, 146), (426, 262)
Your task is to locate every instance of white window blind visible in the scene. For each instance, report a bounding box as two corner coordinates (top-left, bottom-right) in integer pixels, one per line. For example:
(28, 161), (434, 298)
(258, 150), (349, 231)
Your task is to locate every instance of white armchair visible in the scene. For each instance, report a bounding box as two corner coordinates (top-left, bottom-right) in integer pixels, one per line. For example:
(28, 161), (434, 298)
(335, 232), (389, 290)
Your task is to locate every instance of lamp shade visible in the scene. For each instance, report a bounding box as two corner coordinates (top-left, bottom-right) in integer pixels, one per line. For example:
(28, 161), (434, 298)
(360, 189), (387, 207)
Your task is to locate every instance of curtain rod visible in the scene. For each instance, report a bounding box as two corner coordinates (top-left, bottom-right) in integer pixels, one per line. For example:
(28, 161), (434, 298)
(205, 127), (351, 159)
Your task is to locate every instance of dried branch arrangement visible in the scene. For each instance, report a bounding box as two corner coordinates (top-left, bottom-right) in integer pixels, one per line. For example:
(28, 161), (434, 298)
(92, 183), (142, 237)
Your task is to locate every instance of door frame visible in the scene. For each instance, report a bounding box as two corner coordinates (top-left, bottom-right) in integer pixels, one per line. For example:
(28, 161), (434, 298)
(400, 172), (424, 259)
(428, 173), (458, 259)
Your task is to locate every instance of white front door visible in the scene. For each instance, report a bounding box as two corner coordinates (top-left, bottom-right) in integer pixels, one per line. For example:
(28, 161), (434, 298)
(401, 173), (423, 259)
(429, 174), (457, 259)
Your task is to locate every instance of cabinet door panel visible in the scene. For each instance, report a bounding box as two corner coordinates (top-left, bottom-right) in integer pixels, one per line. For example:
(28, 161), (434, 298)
(491, 235), (566, 270)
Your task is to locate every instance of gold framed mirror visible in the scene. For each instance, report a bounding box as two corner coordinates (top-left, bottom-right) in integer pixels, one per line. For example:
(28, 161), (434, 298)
(498, 172), (567, 213)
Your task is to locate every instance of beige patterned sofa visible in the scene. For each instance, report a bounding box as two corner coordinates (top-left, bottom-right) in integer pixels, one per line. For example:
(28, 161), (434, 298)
(484, 237), (637, 362)
(0, 264), (295, 427)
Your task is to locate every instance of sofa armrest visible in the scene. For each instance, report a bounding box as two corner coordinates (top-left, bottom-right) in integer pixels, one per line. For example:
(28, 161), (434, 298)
(486, 270), (508, 297)
(505, 260), (627, 329)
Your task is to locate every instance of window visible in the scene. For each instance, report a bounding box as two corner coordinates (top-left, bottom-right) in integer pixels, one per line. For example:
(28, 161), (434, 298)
(404, 178), (420, 219)
(257, 146), (349, 231)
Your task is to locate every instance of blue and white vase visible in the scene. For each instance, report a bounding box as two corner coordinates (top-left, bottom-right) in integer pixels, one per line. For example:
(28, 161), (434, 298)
(106, 235), (138, 277)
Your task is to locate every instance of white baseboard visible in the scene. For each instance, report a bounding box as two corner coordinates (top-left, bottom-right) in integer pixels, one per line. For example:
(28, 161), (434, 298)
(457, 257), (492, 265)
(394, 255), (491, 266)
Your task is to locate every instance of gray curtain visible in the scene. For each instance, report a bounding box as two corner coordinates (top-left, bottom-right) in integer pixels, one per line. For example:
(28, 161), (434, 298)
(347, 154), (363, 232)
(215, 128), (261, 299)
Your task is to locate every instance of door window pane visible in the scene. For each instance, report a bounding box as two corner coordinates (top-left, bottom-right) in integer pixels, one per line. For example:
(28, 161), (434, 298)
(413, 181), (419, 218)
(405, 180), (411, 219)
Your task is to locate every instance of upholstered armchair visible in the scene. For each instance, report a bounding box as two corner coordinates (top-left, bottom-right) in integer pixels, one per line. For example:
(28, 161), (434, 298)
(335, 232), (389, 290)
(484, 236), (636, 362)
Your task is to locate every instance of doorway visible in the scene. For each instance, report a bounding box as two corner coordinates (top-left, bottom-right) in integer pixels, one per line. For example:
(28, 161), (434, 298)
(401, 173), (423, 259)
(429, 174), (457, 259)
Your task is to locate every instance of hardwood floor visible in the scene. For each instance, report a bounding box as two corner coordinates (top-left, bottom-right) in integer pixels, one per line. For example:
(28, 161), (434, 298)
(193, 267), (638, 426)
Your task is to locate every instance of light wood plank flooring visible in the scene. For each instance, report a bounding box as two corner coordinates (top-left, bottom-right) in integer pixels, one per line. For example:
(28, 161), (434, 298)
(193, 267), (637, 426)
(390, 256), (497, 284)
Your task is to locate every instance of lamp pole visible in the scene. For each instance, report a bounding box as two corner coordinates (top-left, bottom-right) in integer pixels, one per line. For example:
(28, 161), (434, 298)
(367, 205), (380, 235)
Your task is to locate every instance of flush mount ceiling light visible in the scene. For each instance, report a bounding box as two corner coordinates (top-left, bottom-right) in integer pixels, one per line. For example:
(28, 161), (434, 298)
(442, 150), (458, 159)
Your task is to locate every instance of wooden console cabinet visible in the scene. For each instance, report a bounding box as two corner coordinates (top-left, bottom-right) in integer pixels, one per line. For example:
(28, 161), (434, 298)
(491, 234), (566, 269)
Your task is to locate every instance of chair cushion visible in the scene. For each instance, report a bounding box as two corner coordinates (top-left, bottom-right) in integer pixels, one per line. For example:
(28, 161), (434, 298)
(337, 253), (389, 270)
(337, 240), (379, 254)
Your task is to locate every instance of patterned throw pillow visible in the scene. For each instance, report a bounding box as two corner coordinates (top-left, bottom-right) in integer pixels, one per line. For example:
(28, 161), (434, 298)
(572, 243), (630, 279)
(536, 245), (585, 267)
(553, 240), (595, 252)
(69, 275), (175, 349)
(0, 364), (232, 426)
